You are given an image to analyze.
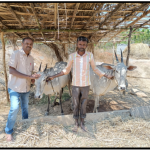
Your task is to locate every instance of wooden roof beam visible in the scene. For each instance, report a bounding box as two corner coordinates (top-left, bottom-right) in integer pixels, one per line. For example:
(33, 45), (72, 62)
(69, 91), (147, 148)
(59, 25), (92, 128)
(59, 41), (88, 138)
(0, 20), (8, 28)
(70, 3), (80, 29)
(98, 4), (150, 43)
(9, 4), (145, 12)
(79, 3), (101, 37)
(30, 3), (41, 29)
(0, 18), (22, 39)
(5, 3), (34, 40)
(103, 8), (150, 46)
(83, 3), (103, 29)
(99, 3), (124, 29)
(88, 3), (124, 42)
(54, 3), (57, 29)
(5, 3), (24, 28)
(30, 3), (46, 42)
(2, 28), (139, 33)
(114, 3), (148, 28)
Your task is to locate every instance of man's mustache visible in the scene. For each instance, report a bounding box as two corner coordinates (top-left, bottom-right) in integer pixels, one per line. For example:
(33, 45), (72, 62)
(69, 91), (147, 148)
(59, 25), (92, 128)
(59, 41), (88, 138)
(78, 48), (85, 51)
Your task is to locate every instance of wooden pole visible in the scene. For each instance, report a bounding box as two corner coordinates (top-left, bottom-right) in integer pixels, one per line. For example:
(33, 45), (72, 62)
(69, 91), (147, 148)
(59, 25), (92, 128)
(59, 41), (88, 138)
(2, 28), (132, 33)
(126, 26), (133, 66)
(112, 38), (115, 64)
(1, 32), (10, 103)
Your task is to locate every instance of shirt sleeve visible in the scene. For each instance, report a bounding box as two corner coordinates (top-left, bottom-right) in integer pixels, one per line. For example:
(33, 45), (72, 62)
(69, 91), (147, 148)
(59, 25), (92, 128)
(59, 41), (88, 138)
(32, 58), (34, 72)
(8, 51), (17, 69)
(90, 53), (105, 78)
(62, 55), (73, 75)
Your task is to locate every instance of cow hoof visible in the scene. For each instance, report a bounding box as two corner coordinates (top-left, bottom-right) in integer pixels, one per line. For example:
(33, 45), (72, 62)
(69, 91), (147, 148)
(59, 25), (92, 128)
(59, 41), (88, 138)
(45, 112), (49, 116)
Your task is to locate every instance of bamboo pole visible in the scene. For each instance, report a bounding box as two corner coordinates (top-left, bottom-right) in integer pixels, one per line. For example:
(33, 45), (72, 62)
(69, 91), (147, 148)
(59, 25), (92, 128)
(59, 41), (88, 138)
(126, 26), (133, 66)
(1, 32), (10, 103)
(1, 28), (132, 33)
(112, 38), (115, 65)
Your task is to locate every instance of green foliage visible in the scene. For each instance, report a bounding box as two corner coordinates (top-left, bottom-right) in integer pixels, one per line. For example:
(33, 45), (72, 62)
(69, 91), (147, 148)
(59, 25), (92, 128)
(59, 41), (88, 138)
(99, 28), (150, 49)
(120, 28), (150, 45)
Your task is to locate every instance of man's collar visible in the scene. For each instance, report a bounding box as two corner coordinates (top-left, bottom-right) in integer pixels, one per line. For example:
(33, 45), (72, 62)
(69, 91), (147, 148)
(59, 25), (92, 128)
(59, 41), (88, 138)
(20, 48), (31, 56)
(76, 51), (87, 57)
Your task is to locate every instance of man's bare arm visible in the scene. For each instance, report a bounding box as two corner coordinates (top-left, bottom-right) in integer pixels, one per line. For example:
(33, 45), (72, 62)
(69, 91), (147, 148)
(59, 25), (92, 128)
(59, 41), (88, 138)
(9, 66), (40, 79)
(46, 71), (64, 81)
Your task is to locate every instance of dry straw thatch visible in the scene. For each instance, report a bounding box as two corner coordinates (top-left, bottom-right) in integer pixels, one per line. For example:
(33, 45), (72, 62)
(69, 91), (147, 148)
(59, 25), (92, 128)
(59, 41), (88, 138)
(0, 3), (150, 61)
(0, 3), (150, 44)
(1, 115), (150, 147)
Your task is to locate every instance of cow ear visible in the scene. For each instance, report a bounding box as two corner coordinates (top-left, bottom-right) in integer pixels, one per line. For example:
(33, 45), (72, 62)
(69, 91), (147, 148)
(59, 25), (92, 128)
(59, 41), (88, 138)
(103, 65), (115, 70)
(127, 66), (137, 71)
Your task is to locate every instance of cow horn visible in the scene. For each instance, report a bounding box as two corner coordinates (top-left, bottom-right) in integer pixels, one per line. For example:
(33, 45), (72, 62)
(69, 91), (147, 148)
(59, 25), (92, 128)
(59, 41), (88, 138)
(39, 62), (42, 71)
(120, 49), (123, 63)
(114, 50), (119, 63)
(44, 64), (47, 72)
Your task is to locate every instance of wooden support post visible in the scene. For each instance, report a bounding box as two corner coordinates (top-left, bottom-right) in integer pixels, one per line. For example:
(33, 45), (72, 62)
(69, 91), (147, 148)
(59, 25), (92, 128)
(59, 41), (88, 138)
(112, 38), (115, 64)
(126, 26), (133, 66)
(1, 32), (9, 103)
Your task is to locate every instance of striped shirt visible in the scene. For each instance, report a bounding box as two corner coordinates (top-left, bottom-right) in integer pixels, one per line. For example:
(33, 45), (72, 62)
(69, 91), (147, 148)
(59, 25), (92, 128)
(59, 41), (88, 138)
(62, 51), (105, 87)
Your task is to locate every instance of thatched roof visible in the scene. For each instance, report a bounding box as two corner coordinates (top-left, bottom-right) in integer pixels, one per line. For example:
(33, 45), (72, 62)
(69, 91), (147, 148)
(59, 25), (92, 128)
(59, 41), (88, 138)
(0, 3), (150, 44)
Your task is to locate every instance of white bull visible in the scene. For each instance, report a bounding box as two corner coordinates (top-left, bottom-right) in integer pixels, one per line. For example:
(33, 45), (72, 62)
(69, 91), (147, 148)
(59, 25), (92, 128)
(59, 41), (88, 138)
(34, 62), (72, 115)
(90, 50), (137, 113)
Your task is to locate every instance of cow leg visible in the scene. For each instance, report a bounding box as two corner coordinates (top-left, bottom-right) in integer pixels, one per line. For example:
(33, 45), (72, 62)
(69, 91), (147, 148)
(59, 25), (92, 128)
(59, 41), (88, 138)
(93, 95), (99, 113)
(45, 94), (50, 116)
(51, 95), (59, 107)
(123, 91), (126, 95)
(59, 88), (64, 115)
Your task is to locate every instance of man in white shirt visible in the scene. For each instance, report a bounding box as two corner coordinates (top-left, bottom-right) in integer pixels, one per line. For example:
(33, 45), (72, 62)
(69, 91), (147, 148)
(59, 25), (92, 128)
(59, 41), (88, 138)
(5, 37), (41, 141)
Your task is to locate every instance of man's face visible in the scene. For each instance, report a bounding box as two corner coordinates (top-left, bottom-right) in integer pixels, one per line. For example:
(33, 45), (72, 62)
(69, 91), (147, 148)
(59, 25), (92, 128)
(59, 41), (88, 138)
(77, 41), (87, 52)
(22, 39), (33, 54)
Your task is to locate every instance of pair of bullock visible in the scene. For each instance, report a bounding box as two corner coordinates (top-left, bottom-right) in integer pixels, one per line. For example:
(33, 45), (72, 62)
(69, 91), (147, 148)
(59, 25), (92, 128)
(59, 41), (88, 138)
(34, 51), (136, 115)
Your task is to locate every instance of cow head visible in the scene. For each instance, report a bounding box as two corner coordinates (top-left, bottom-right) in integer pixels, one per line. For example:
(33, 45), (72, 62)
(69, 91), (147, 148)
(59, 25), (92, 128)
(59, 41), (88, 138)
(34, 63), (49, 99)
(103, 50), (137, 91)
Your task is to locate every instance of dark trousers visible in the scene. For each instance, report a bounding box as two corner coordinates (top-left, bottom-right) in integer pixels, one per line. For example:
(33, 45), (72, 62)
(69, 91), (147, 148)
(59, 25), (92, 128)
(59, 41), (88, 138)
(72, 86), (90, 119)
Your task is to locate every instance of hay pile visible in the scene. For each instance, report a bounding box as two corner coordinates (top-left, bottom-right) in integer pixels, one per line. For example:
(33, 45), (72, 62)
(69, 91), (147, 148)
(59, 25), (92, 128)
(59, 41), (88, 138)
(123, 43), (150, 59)
(1, 115), (150, 147)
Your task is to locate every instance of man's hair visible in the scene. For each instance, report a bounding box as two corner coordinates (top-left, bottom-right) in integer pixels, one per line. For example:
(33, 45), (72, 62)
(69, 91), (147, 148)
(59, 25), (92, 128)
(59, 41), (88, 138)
(77, 36), (88, 43)
(22, 37), (34, 43)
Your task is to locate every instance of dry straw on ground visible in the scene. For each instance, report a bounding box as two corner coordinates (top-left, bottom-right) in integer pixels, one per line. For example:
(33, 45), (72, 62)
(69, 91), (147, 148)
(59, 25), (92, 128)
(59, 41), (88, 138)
(1, 115), (150, 147)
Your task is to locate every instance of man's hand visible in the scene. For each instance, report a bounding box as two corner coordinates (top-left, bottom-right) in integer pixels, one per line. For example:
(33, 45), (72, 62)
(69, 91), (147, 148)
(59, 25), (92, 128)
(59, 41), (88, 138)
(30, 73), (41, 79)
(104, 74), (114, 80)
(46, 76), (54, 82)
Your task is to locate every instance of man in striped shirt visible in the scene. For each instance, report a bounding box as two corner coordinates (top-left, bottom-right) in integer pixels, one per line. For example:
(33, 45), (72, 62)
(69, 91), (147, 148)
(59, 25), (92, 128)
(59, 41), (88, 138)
(46, 36), (113, 132)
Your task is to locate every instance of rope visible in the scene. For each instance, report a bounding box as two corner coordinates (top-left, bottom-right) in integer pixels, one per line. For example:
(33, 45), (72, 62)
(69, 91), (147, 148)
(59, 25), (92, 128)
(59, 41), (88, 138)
(49, 80), (56, 95)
